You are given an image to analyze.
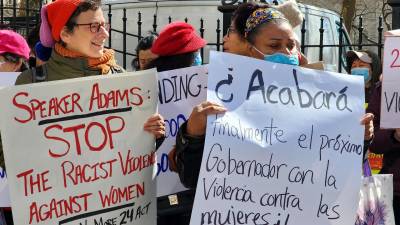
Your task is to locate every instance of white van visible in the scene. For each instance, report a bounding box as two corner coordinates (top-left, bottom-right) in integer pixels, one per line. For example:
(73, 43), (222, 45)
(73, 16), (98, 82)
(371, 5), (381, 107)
(103, 0), (352, 72)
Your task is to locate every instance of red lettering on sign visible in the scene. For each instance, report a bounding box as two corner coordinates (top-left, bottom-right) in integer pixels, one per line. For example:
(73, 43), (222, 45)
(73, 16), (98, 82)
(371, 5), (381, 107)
(45, 116), (125, 158)
(16, 169), (52, 197)
(391, 49), (400, 68)
(28, 192), (92, 224)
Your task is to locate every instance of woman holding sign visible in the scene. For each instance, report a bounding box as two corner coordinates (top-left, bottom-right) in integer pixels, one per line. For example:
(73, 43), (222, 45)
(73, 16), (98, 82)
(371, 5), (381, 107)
(174, 2), (313, 189)
(14, 0), (165, 138)
(173, 2), (374, 191)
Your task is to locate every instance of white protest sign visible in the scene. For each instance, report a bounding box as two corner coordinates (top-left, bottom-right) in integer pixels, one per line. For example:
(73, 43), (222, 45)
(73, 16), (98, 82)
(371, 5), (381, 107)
(156, 65), (207, 197)
(0, 72), (20, 207)
(0, 167), (10, 207)
(0, 70), (158, 225)
(381, 29), (400, 128)
(0, 72), (19, 87)
(190, 52), (365, 225)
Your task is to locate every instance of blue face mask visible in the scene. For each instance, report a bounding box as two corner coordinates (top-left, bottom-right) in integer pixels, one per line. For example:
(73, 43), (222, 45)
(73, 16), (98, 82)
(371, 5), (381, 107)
(192, 52), (202, 66)
(253, 46), (299, 66)
(351, 67), (370, 82)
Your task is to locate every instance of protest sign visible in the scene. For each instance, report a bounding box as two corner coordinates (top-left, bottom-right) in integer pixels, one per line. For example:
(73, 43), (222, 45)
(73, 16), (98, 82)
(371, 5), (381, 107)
(0, 167), (10, 207)
(190, 52), (365, 225)
(156, 66), (207, 197)
(0, 72), (19, 87)
(381, 29), (400, 128)
(0, 72), (20, 207)
(0, 70), (158, 225)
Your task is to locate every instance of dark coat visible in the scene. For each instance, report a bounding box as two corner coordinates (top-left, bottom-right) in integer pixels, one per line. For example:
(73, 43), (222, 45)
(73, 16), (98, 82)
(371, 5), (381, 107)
(367, 82), (400, 197)
(175, 121), (205, 189)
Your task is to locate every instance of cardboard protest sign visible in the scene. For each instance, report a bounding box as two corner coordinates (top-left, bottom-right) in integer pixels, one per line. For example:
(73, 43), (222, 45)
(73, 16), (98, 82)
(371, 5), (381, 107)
(381, 29), (400, 128)
(190, 52), (365, 225)
(0, 70), (158, 225)
(0, 167), (10, 207)
(156, 66), (207, 197)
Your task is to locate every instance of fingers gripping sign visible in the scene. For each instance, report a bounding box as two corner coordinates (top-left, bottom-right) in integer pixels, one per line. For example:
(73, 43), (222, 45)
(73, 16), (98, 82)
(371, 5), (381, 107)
(186, 101), (227, 136)
(143, 113), (166, 139)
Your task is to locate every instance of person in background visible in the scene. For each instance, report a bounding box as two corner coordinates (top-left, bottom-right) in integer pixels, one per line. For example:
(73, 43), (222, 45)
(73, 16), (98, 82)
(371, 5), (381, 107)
(346, 50), (382, 103)
(367, 65), (399, 224)
(0, 30), (30, 73)
(132, 32), (158, 71)
(145, 21), (206, 225)
(0, 29), (30, 225)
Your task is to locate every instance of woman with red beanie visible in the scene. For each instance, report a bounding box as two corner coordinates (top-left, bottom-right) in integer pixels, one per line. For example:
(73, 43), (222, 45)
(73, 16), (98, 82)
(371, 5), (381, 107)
(8, 1), (165, 223)
(145, 21), (206, 225)
(15, 0), (164, 136)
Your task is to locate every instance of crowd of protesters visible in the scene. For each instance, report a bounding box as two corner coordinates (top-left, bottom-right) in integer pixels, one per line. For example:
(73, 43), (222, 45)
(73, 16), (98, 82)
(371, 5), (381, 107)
(0, 0), (398, 224)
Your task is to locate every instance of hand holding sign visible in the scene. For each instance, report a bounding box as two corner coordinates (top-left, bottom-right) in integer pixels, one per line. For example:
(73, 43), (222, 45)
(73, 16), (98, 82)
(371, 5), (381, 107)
(187, 101), (227, 136)
(143, 113), (166, 138)
(361, 113), (374, 141)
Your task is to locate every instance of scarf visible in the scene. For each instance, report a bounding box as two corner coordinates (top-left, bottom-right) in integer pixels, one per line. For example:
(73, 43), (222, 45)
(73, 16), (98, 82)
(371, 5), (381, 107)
(54, 43), (117, 74)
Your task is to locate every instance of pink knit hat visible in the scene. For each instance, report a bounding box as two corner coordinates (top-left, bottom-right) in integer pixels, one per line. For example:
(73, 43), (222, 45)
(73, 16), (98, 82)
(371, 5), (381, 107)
(0, 30), (30, 60)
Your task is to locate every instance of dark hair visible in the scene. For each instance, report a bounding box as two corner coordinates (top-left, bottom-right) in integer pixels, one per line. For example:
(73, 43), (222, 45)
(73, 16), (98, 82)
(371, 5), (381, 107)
(60, 0), (101, 46)
(1, 52), (28, 71)
(232, 2), (289, 45)
(27, 26), (40, 51)
(346, 50), (382, 102)
(145, 51), (195, 72)
(132, 32), (158, 70)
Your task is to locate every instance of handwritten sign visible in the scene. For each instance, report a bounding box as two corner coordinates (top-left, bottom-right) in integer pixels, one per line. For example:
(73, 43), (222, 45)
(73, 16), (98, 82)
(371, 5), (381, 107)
(156, 66), (207, 196)
(0, 70), (158, 225)
(381, 29), (400, 128)
(190, 52), (365, 225)
(0, 167), (10, 207)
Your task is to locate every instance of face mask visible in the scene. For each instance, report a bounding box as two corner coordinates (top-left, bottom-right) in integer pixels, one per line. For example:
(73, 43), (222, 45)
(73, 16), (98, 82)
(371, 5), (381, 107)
(253, 46), (299, 66)
(192, 51), (202, 66)
(351, 67), (370, 82)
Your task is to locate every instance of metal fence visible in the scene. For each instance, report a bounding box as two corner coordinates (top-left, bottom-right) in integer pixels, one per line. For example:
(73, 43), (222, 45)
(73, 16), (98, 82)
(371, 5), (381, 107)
(0, 0), (389, 73)
(0, 0), (42, 36)
(104, 3), (385, 73)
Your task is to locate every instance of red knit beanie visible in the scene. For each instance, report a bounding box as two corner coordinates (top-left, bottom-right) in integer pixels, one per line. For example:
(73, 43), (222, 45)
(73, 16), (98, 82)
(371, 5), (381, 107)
(151, 21), (207, 56)
(46, 0), (81, 42)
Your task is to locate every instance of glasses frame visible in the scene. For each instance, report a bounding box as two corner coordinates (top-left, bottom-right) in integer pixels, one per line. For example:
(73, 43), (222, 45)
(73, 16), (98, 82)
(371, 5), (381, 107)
(74, 22), (110, 33)
(226, 26), (237, 37)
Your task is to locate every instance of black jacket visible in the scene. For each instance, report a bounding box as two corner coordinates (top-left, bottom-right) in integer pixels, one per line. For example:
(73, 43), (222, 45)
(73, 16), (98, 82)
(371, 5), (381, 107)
(175, 121), (205, 189)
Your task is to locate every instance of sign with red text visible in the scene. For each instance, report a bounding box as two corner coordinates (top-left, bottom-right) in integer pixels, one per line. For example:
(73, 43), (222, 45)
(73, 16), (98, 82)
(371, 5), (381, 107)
(381, 29), (400, 128)
(0, 70), (158, 225)
(156, 65), (207, 197)
(190, 52), (365, 225)
(0, 167), (10, 207)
